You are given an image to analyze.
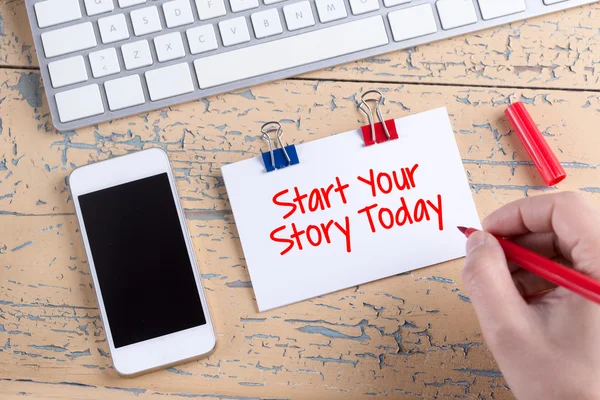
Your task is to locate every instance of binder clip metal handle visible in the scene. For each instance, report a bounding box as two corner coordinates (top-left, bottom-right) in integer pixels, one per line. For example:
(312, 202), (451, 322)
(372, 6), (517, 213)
(261, 122), (300, 173)
(359, 90), (391, 143)
(357, 90), (399, 147)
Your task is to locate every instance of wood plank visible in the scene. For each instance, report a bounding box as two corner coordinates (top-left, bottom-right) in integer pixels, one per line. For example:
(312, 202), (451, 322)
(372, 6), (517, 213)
(1, 213), (510, 399)
(0, 378), (279, 399)
(1, 70), (599, 216)
(0, 1), (599, 89)
(1, 69), (600, 398)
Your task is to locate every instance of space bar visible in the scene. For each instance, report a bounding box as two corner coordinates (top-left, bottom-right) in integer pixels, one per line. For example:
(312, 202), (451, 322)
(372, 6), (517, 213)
(193, 16), (389, 89)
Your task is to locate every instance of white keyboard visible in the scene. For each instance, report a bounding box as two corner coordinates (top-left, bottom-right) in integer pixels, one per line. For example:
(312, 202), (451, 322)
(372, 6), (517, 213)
(26, 0), (598, 131)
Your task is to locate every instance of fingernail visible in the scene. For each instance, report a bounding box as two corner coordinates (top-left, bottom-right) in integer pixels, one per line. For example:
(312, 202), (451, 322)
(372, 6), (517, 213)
(466, 231), (487, 255)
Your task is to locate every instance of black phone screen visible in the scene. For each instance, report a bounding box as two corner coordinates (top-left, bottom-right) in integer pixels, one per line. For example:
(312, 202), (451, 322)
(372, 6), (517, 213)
(78, 173), (206, 348)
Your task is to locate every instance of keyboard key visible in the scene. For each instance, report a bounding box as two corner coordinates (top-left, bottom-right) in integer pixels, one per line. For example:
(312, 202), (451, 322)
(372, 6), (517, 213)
(187, 25), (219, 54)
(251, 9), (283, 39)
(131, 6), (163, 36)
(154, 32), (186, 62)
(230, 0), (259, 12)
(34, 0), (81, 28)
(105, 75), (146, 111)
(477, 0), (526, 20)
(219, 17), (251, 46)
(122, 40), (153, 70)
(146, 63), (194, 101)
(388, 4), (437, 42)
(195, 0), (227, 20)
(382, 0), (409, 7)
(84, 0), (115, 16)
(349, 0), (379, 15)
(119, 0), (146, 7)
(283, 1), (316, 31)
(98, 14), (130, 44)
(436, 0), (477, 30)
(55, 84), (104, 123)
(264, 0), (285, 4)
(163, 0), (195, 28)
(41, 22), (97, 58)
(194, 15), (388, 88)
(89, 48), (121, 78)
(315, 0), (347, 23)
(48, 56), (88, 88)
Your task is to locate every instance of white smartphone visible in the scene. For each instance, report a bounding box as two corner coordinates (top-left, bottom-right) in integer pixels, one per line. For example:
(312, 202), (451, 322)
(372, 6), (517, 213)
(70, 148), (216, 376)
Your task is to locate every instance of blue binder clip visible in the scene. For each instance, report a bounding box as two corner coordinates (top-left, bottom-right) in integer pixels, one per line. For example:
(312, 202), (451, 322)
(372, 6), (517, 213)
(261, 122), (299, 173)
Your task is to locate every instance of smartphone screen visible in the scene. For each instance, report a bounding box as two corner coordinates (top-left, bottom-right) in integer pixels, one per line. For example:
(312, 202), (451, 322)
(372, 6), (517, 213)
(78, 173), (206, 348)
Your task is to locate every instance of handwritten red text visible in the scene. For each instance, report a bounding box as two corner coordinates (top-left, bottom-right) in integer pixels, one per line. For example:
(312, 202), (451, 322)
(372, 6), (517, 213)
(269, 163), (445, 256)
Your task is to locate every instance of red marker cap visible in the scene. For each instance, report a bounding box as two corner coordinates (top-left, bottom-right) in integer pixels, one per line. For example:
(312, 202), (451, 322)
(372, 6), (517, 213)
(505, 102), (566, 186)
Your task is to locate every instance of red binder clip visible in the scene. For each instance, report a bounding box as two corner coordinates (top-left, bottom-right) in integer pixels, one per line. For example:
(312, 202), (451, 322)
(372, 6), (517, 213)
(358, 90), (399, 147)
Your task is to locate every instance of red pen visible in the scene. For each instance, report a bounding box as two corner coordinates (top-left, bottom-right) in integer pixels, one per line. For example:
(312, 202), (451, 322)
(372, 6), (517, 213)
(458, 226), (600, 306)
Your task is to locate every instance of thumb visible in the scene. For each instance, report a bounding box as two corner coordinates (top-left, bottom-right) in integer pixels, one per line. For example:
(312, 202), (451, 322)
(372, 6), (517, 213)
(461, 231), (530, 336)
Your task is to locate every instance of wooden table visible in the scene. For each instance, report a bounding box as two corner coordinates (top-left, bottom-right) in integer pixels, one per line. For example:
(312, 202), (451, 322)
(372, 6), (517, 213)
(1, 2), (599, 399)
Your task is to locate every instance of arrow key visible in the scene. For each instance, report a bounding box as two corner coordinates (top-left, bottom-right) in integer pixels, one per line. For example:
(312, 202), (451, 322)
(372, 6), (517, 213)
(89, 47), (121, 78)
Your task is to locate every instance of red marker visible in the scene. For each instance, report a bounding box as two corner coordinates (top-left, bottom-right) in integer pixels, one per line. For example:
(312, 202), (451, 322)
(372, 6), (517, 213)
(458, 226), (600, 306)
(505, 102), (567, 186)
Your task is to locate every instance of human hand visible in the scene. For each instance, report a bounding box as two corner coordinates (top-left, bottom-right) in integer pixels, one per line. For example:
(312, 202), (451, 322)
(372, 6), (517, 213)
(461, 192), (600, 400)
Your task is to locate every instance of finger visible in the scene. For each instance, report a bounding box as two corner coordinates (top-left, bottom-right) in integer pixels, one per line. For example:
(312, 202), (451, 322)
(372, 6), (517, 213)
(512, 269), (557, 299)
(505, 232), (559, 273)
(510, 232), (559, 259)
(523, 288), (557, 304)
(462, 231), (530, 334)
(483, 192), (600, 279)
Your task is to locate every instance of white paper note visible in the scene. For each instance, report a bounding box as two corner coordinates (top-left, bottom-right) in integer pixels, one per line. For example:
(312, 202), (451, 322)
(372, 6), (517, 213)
(222, 108), (481, 311)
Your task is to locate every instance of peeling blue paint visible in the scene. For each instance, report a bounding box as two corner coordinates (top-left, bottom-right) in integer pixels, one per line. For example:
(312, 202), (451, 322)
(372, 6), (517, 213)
(471, 183), (553, 197)
(13, 379), (95, 388)
(235, 90), (256, 100)
(10, 73), (43, 108)
(255, 361), (282, 372)
(240, 317), (266, 323)
(381, 293), (405, 303)
(243, 134), (261, 143)
(226, 280), (252, 288)
(106, 386), (147, 396)
(58, 381), (96, 388)
(427, 276), (455, 284)
(0, 299), (97, 310)
(11, 241), (33, 252)
(201, 273), (223, 280)
(28, 345), (67, 352)
(454, 368), (502, 378)
(186, 209), (231, 221)
(66, 349), (91, 359)
(581, 187), (600, 193)
(306, 355), (358, 366)
(97, 348), (110, 358)
(458, 294), (471, 303)
(245, 333), (280, 340)
(314, 303), (341, 310)
(298, 325), (370, 341)
(363, 302), (385, 317)
(167, 367), (193, 376)
(0, 10), (5, 36)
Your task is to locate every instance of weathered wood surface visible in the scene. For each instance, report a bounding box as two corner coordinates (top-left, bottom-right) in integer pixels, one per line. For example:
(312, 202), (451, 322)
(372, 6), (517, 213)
(1, 1), (600, 399)
(1, 1), (600, 89)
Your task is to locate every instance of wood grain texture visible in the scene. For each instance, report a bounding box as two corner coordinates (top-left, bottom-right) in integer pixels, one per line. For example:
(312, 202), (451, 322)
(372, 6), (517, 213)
(1, 1), (600, 399)
(1, 1), (600, 88)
